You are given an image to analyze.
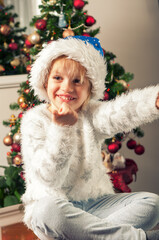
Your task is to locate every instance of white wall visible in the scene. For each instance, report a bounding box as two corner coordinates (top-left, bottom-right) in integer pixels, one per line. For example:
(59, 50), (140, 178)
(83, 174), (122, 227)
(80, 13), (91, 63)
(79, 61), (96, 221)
(0, 0), (159, 193)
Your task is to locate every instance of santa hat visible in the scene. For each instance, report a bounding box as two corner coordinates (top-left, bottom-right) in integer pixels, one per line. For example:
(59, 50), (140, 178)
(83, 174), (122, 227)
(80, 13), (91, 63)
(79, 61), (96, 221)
(29, 36), (106, 102)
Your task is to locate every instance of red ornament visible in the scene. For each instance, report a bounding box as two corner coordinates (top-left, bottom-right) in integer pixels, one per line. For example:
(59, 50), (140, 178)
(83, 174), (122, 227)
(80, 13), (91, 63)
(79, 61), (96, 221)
(8, 42), (18, 50)
(108, 142), (119, 154)
(73, 0), (85, 9)
(25, 39), (33, 48)
(127, 139), (137, 149)
(134, 144), (145, 155)
(85, 16), (96, 26)
(7, 152), (11, 156)
(26, 65), (31, 72)
(18, 112), (23, 118)
(12, 143), (21, 152)
(35, 19), (47, 30)
(24, 89), (30, 94)
(82, 32), (90, 37)
(103, 92), (109, 101)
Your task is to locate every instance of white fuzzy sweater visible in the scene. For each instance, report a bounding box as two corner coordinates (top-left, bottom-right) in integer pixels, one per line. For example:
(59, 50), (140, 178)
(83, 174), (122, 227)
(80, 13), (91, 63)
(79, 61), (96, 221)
(21, 85), (159, 228)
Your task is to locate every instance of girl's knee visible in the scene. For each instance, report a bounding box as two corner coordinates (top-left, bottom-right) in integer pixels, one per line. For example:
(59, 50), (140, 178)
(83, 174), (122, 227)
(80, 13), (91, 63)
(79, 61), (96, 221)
(144, 192), (159, 208)
(31, 197), (69, 237)
(142, 192), (159, 227)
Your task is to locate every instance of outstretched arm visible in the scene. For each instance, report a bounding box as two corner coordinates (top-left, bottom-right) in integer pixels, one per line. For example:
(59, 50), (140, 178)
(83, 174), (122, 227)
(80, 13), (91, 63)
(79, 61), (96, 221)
(90, 85), (159, 138)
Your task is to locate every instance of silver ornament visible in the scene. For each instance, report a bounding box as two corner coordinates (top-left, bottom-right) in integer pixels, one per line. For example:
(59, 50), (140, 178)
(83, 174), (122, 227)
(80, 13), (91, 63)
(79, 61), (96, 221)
(13, 132), (21, 144)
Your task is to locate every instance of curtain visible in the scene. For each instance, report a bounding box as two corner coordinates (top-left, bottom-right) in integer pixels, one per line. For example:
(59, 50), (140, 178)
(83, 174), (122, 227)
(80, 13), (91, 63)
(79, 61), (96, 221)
(4, 0), (41, 34)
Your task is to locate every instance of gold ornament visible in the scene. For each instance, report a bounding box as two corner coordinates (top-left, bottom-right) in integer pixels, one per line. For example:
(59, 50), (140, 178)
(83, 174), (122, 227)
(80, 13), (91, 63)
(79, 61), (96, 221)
(23, 47), (30, 54)
(62, 28), (75, 38)
(18, 95), (25, 105)
(14, 154), (22, 166)
(13, 132), (21, 144)
(0, 24), (11, 36)
(9, 114), (17, 126)
(28, 32), (41, 45)
(0, 65), (5, 72)
(3, 134), (13, 146)
(4, 42), (8, 49)
(10, 58), (20, 67)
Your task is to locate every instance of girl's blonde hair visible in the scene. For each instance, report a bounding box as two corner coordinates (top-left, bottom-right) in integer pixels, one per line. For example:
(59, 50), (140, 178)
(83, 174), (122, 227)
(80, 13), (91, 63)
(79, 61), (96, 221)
(45, 55), (92, 109)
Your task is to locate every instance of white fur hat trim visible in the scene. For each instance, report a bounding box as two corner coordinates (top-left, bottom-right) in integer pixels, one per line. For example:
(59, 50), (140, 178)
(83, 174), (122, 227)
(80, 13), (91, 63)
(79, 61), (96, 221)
(29, 37), (106, 102)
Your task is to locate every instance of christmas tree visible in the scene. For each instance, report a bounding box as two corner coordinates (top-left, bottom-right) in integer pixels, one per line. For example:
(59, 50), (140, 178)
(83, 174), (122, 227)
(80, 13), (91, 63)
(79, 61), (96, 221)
(0, 2), (27, 75)
(1, 0), (145, 207)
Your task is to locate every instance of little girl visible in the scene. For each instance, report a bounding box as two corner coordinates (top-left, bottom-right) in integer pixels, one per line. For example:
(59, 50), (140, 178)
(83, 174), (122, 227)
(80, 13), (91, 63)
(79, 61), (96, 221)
(21, 36), (159, 240)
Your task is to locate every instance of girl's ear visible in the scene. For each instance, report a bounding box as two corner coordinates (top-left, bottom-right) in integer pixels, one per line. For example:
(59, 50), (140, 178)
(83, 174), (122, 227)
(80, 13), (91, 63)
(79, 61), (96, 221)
(44, 82), (48, 89)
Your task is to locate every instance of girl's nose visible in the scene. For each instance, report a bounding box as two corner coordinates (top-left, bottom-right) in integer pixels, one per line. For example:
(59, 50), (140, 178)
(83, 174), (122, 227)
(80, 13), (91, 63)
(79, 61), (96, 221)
(61, 79), (73, 92)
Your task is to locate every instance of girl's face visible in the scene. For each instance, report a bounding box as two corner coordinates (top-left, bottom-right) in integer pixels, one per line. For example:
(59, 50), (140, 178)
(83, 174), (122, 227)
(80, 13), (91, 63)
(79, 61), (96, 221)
(46, 57), (91, 112)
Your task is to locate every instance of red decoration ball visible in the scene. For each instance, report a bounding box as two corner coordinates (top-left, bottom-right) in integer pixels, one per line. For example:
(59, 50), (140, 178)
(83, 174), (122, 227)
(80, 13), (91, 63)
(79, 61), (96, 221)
(9, 42), (18, 50)
(127, 139), (137, 149)
(103, 92), (109, 101)
(12, 143), (21, 152)
(108, 142), (119, 154)
(25, 39), (33, 48)
(134, 144), (145, 155)
(18, 112), (23, 118)
(26, 65), (31, 73)
(24, 89), (30, 94)
(73, 0), (85, 9)
(85, 16), (96, 26)
(82, 32), (90, 37)
(35, 19), (47, 30)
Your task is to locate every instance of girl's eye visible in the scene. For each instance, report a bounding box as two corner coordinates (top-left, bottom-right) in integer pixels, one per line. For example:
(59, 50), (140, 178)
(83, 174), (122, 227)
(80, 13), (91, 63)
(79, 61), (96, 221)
(53, 76), (62, 80)
(73, 78), (81, 84)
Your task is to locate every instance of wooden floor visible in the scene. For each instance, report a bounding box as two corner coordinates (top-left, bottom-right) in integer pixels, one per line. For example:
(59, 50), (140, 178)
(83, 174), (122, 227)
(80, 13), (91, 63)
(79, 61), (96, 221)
(2, 222), (39, 240)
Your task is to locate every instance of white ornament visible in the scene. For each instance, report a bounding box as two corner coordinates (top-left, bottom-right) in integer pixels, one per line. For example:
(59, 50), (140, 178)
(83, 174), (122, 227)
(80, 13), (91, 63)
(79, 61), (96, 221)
(49, 3), (67, 28)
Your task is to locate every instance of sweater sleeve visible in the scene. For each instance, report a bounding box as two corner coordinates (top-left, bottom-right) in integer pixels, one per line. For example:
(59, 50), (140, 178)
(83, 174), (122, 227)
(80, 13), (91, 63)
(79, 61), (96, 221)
(21, 107), (76, 187)
(91, 85), (159, 138)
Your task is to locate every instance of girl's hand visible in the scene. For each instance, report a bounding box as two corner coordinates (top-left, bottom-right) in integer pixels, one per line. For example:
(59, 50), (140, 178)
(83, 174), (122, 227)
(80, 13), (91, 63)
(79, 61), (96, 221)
(156, 92), (159, 110)
(52, 103), (78, 126)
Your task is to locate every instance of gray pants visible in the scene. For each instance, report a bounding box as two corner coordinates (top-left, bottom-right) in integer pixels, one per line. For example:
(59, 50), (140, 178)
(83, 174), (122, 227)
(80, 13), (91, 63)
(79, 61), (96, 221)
(31, 192), (159, 240)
